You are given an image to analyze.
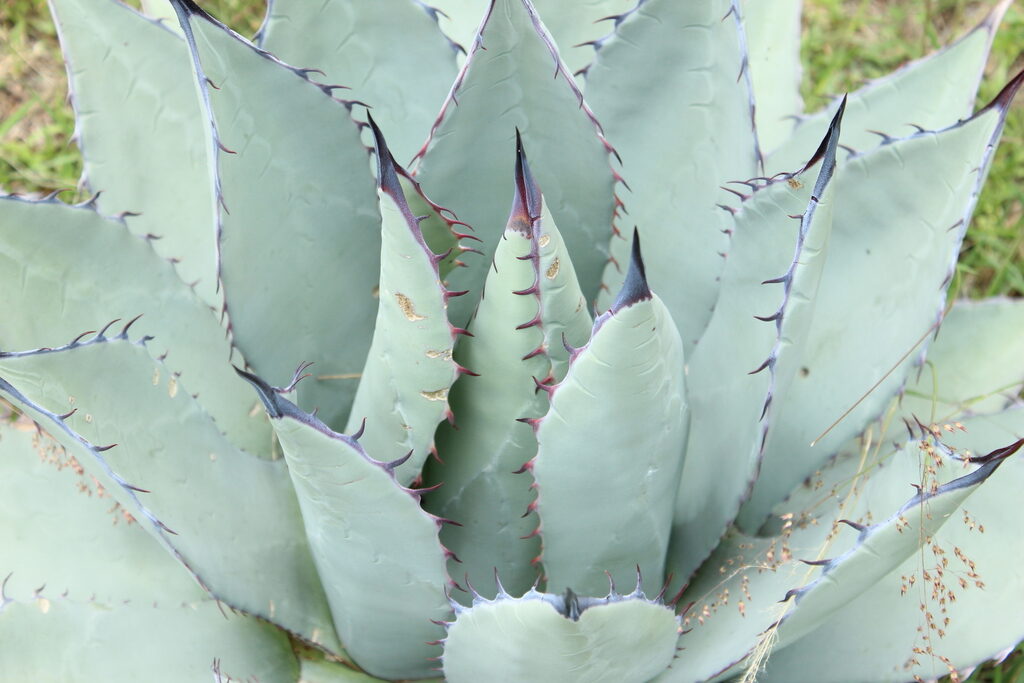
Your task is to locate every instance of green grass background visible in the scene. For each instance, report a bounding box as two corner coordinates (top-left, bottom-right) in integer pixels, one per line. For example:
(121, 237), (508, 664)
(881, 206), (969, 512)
(0, 1), (1021, 681)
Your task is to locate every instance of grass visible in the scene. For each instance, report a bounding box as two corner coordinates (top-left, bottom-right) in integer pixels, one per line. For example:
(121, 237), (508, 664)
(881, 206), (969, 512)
(0, 1), (1022, 681)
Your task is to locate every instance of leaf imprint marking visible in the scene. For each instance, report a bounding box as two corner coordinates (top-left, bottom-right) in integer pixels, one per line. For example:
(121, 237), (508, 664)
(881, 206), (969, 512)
(420, 388), (449, 401)
(546, 257), (560, 279)
(396, 293), (426, 321)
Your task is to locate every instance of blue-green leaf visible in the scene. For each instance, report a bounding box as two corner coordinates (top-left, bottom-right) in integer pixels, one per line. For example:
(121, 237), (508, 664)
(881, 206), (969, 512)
(171, 0), (381, 430)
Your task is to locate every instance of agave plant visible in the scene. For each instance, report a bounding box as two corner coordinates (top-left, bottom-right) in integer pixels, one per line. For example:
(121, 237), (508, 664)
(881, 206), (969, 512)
(1, 0), (1023, 681)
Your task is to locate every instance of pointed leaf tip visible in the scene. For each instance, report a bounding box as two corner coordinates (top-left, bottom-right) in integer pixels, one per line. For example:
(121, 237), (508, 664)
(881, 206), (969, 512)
(611, 229), (652, 312)
(232, 365), (323, 428)
(508, 130), (542, 236)
(984, 68), (1024, 114)
(232, 366), (285, 418)
(369, 114), (403, 200)
(968, 436), (1024, 465)
(801, 94), (847, 180)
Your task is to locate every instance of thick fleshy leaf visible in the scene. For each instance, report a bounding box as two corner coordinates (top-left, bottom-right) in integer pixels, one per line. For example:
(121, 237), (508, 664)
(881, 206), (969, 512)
(654, 427), (1022, 683)
(0, 418), (196, 604)
(761, 411), (1024, 682)
(529, 0), (636, 77)
(901, 297), (1024, 422)
(766, 0), (1011, 174)
(670, 106), (842, 579)
(298, 652), (400, 683)
(258, 0), (459, 162)
(534, 201), (593, 383)
(773, 447), (1019, 649)
(529, 234), (687, 597)
(430, 0), (633, 76)
(413, 0), (617, 325)
(51, 0), (217, 304)
(0, 601), (296, 683)
(739, 73), (1024, 530)
(741, 0), (803, 154)
(423, 139), (592, 600)
(0, 335), (339, 653)
(442, 588), (679, 683)
(239, 370), (452, 681)
(0, 196), (269, 456)
(0, 420), (297, 683)
(342, 120), (460, 484)
(586, 0), (759, 351)
(171, 0), (381, 430)
(418, 0), (481, 56)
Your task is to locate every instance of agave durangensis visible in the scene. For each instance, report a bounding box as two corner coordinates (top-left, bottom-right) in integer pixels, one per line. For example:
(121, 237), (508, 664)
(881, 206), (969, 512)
(1, 0), (1023, 681)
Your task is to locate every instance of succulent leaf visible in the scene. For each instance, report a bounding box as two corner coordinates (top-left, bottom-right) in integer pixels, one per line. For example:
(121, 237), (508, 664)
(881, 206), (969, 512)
(739, 75), (1023, 531)
(0, 335), (339, 654)
(0, 419), (199, 604)
(171, 0), (382, 430)
(5, 2), (1024, 679)
(761, 411), (1024, 682)
(741, 0), (804, 154)
(670, 104), (842, 580)
(423, 137), (591, 599)
(773, 440), (1021, 649)
(441, 588), (680, 683)
(585, 0), (760, 352)
(418, 0), (487, 58)
(0, 195), (270, 456)
(658, 426), (1021, 682)
(429, 0), (633, 76)
(342, 119), (460, 483)
(238, 370), (452, 681)
(413, 0), (618, 324)
(298, 652), (401, 683)
(0, 601), (296, 683)
(530, 231), (688, 597)
(534, 201), (593, 382)
(399, 172), (468, 281)
(766, 0), (1011, 174)
(258, 0), (460, 162)
(899, 297), (1024, 422)
(50, 0), (218, 305)
(0, 422), (298, 683)
(526, 0), (637, 77)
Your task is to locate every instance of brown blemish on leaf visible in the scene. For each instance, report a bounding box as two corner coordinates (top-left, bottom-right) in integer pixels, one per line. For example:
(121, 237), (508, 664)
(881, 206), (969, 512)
(425, 349), (452, 360)
(538, 234), (551, 248)
(788, 178), (803, 190)
(420, 388), (449, 401)
(546, 257), (560, 280)
(396, 293), (426, 321)
(168, 376), (178, 398)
